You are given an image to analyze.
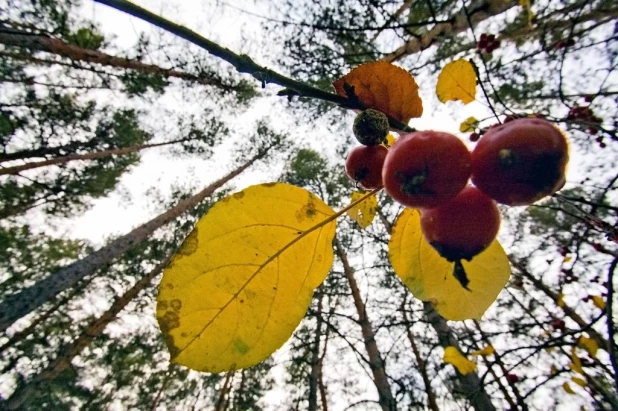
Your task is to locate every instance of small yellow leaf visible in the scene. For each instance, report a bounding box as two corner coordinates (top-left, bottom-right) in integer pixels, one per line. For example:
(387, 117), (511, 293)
(333, 61), (423, 124)
(592, 295), (606, 310)
(384, 133), (397, 147)
(546, 346), (556, 353)
(157, 183), (337, 372)
(459, 116), (479, 133)
(444, 347), (476, 375)
(436, 59), (477, 104)
(569, 347), (584, 375)
(389, 209), (511, 320)
(557, 292), (565, 308)
(563, 255), (573, 263)
(572, 377), (587, 387)
(578, 336), (599, 359)
(563, 382), (576, 395)
(346, 191), (377, 229)
(550, 365), (558, 375)
(471, 345), (495, 356)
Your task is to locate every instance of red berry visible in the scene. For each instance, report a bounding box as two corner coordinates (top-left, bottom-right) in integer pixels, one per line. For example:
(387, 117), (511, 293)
(470, 132), (480, 142)
(382, 131), (472, 209)
(550, 319), (566, 331)
(345, 145), (388, 190)
(471, 118), (569, 206)
(506, 374), (520, 384)
(420, 186), (501, 261)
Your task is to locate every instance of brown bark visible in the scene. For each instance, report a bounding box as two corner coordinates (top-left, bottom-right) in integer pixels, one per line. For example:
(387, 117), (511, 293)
(381, 0), (518, 63)
(308, 289), (325, 411)
(214, 372), (234, 411)
(379, 209), (494, 411)
(0, 26), (237, 91)
(400, 300), (439, 411)
(5, 258), (168, 409)
(423, 303), (497, 411)
(0, 138), (192, 175)
(0, 147), (273, 332)
(334, 238), (397, 411)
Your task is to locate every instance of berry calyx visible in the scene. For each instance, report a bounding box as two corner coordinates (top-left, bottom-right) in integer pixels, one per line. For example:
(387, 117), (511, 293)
(382, 131), (472, 209)
(353, 109), (390, 146)
(471, 118), (569, 206)
(345, 145), (388, 189)
(420, 186), (501, 262)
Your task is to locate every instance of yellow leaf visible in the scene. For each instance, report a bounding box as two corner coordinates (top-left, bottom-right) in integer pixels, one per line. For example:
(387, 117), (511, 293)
(156, 183), (337, 372)
(578, 336), (599, 359)
(557, 292), (565, 308)
(471, 345), (495, 356)
(459, 116), (479, 133)
(389, 209), (511, 320)
(436, 59), (477, 104)
(550, 365), (558, 375)
(333, 61), (423, 124)
(384, 133), (397, 147)
(592, 295), (606, 310)
(346, 191), (377, 229)
(572, 377), (587, 387)
(444, 347), (476, 375)
(563, 382), (576, 395)
(563, 255), (573, 263)
(569, 347), (584, 375)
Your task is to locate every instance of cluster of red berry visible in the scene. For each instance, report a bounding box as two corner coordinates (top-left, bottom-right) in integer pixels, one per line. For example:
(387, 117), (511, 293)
(477, 33), (501, 54)
(566, 105), (604, 146)
(346, 110), (569, 287)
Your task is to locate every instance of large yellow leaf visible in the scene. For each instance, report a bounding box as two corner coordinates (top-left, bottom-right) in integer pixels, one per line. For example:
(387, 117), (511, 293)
(443, 346), (476, 375)
(436, 59), (477, 104)
(388, 209), (510, 320)
(156, 183), (337, 372)
(346, 191), (377, 229)
(333, 61), (423, 124)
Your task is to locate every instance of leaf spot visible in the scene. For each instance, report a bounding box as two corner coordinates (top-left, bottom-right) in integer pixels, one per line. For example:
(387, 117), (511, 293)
(261, 182), (277, 187)
(159, 300), (168, 311)
(170, 299), (182, 311)
(233, 192), (245, 199)
(178, 228), (199, 256)
(234, 338), (250, 354)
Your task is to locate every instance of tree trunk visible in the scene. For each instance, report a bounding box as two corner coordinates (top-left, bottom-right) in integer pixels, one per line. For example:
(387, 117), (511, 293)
(0, 26), (238, 92)
(379, 210), (494, 411)
(400, 300), (439, 411)
(0, 147), (272, 332)
(381, 0), (518, 63)
(334, 238), (397, 411)
(423, 303), (497, 411)
(0, 137), (193, 175)
(308, 288), (324, 411)
(4, 258), (168, 409)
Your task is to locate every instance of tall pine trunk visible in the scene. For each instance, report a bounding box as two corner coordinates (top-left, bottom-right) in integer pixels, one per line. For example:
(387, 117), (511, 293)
(334, 238), (397, 411)
(0, 26), (238, 92)
(0, 148), (272, 332)
(0, 137), (195, 176)
(4, 258), (168, 409)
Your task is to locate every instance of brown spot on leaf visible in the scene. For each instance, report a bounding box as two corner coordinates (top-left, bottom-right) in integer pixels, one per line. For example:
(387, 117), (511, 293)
(158, 300), (168, 311)
(296, 198), (317, 222)
(165, 334), (181, 359)
(166, 283), (174, 290)
(170, 299), (182, 311)
(262, 182), (277, 187)
(159, 311), (180, 333)
(233, 191), (245, 199)
(178, 228), (199, 256)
